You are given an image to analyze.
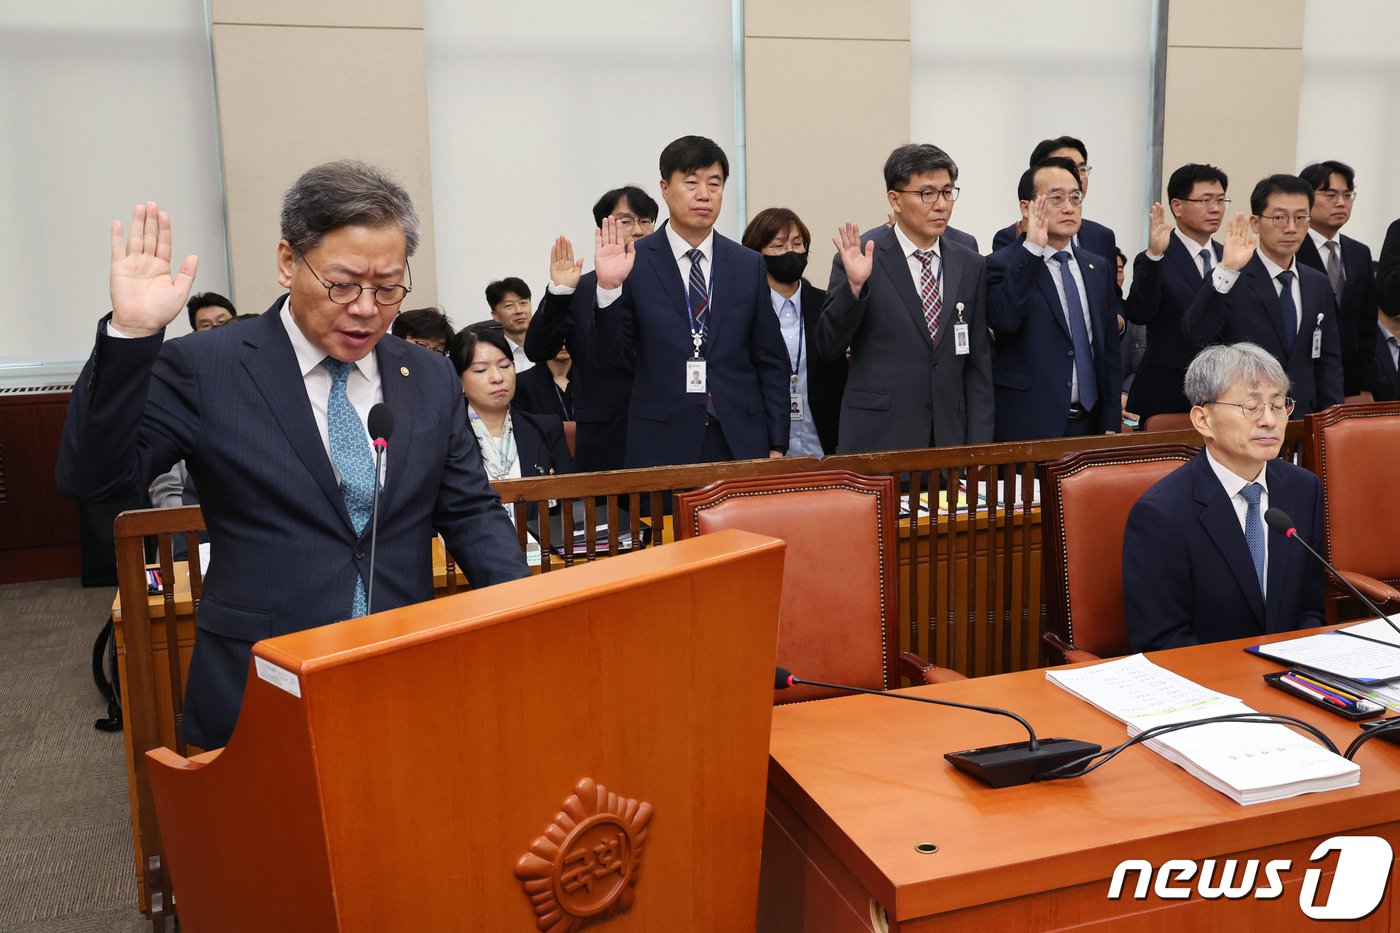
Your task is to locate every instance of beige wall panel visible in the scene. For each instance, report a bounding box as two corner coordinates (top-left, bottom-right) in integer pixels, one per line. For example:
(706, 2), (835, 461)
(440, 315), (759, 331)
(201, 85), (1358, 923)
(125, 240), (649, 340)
(212, 0), (421, 30)
(211, 23), (436, 311)
(1168, 0), (1302, 49)
(745, 0), (907, 41)
(1161, 47), (1301, 206)
(745, 36), (909, 286)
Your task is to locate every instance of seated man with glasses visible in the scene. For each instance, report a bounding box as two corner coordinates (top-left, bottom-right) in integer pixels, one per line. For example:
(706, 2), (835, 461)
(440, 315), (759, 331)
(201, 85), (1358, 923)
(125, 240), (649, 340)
(1184, 174), (1343, 417)
(1124, 343), (1324, 651)
(391, 306), (454, 355)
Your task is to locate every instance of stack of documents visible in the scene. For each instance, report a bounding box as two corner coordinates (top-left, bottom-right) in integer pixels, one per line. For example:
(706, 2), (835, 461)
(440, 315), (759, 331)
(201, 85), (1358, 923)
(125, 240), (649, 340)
(1047, 655), (1360, 805)
(1246, 617), (1400, 685)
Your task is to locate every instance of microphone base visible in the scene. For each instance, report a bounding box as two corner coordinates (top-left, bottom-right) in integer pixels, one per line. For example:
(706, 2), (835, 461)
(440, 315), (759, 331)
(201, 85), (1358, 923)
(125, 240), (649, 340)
(945, 737), (1101, 788)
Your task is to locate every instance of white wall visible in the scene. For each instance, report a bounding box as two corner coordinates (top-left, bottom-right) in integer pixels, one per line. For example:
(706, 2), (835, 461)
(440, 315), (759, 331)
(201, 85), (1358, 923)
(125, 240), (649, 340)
(423, 2), (737, 326)
(909, 1), (1155, 262)
(0, 6), (228, 381)
(1296, 0), (1400, 252)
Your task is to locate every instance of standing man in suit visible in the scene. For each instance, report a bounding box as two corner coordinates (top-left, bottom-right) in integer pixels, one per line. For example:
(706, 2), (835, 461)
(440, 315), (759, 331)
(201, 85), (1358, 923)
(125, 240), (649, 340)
(57, 162), (529, 749)
(986, 158), (1121, 440)
(1124, 343), (1324, 650)
(1375, 310), (1400, 402)
(588, 135), (790, 467)
(527, 186), (658, 471)
(1124, 163), (1228, 420)
(1297, 161), (1378, 397)
(741, 207), (846, 456)
(1183, 175), (1343, 417)
(817, 143), (993, 452)
(991, 136), (1117, 266)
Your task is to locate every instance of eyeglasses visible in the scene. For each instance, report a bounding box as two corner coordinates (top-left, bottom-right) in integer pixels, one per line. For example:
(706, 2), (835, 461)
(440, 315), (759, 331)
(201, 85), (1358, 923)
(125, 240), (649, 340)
(611, 213), (655, 231)
(894, 187), (960, 204)
(1316, 189), (1358, 203)
(1046, 191), (1085, 207)
(404, 336), (446, 355)
(1074, 164), (1093, 177)
(1179, 196), (1231, 207)
(298, 253), (412, 306)
(1259, 213), (1311, 229)
(1209, 397), (1295, 420)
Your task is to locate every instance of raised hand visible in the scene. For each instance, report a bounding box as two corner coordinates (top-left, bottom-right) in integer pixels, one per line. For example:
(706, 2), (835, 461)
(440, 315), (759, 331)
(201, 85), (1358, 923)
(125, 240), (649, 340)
(1023, 195), (1050, 248)
(1220, 212), (1256, 271)
(593, 216), (635, 290)
(110, 201), (198, 337)
(549, 235), (583, 289)
(832, 221), (875, 297)
(1147, 202), (1172, 257)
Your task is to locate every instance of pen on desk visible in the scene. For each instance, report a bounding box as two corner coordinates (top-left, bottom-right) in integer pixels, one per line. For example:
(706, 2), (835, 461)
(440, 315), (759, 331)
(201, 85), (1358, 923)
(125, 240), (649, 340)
(1289, 672), (1360, 704)
(1279, 674), (1351, 709)
(1295, 669), (1370, 699)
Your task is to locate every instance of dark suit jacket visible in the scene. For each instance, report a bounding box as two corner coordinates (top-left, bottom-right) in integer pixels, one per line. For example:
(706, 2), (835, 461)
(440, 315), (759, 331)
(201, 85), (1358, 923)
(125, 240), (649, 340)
(1124, 236), (1220, 418)
(513, 358), (571, 422)
(1374, 326), (1400, 402)
(1124, 450), (1325, 651)
(944, 226), (978, 253)
(985, 242), (1122, 440)
(57, 300), (529, 748)
(993, 217), (1117, 266)
(511, 406), (574, 477)
(524, 271), (632, 472)
(588, 228), (791, 466)
(791, 279), (847, 453)
(817, 226), (993, 451)
(1378, 218), (1400, 318)
(1297, 233), (1378, 395)
(1182, 253), (1344, 417)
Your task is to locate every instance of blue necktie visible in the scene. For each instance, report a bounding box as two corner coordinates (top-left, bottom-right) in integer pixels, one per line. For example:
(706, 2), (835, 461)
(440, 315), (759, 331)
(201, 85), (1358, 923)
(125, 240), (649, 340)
(1053, 251), (1097, 412)
(1276, 270), (1297, 354)
(1199, 248), (1213, 279)
(323, 358), (375, 618)
(686, 248), (710, 339)
(1240, 482), (1265, 595)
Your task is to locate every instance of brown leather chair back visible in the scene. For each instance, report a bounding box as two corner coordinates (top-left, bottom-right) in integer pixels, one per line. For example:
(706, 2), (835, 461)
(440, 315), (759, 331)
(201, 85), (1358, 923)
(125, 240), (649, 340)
(1141, 412), (1196, 433)
(675, 471), (898, 704)
(562, 420), (576, 458)
(1305, 402), (1400, 585)
(1043, 445), (1198, 658)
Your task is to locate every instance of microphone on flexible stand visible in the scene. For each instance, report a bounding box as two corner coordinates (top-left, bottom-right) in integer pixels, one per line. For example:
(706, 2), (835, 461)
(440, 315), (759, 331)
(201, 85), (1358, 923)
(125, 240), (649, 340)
(365, 403), (395, 614)
(774, 666), (1100, 788)
(1263, 508), (1400, 638)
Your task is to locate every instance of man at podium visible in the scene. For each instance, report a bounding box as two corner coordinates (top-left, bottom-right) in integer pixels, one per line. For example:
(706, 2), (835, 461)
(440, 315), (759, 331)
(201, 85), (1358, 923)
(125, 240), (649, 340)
(57, 161), (529, 749)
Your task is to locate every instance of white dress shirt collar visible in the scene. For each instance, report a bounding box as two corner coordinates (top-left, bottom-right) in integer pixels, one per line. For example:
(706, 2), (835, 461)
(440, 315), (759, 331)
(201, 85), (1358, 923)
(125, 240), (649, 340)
(280, 295), (380, 382)
(892, 222), (940, 261)
(1205, 446), (1269, 494)
(666, 224), (714, 266)
(1255, 249), (1296, 281)
(1308, 227), (1341, 252)
(1175, 229), (1211, 255)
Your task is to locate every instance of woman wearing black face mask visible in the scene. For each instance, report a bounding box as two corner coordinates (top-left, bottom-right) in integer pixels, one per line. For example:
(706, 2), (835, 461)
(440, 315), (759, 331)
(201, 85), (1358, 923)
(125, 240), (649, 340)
(741, 208), (847, 456)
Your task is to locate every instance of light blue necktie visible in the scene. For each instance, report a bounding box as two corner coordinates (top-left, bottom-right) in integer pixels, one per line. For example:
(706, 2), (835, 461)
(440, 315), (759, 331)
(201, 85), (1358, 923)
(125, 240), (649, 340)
(323, 358), (375, 618)
(1199, 248), (1213, 279)
(1053, 251), (1097, 412)
(1240, 482), (1265, 595)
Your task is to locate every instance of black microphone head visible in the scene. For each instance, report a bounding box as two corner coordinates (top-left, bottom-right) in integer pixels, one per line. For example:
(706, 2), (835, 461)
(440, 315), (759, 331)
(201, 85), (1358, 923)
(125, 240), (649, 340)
(1264, 507), (1294, 535)
(774, 666), (794, 690)
(367, 403), (395, 442)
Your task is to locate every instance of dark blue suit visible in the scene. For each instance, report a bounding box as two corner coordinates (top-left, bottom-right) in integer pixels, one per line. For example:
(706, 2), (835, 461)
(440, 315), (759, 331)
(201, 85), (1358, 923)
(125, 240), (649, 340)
(511, 406), (573, 478)
(992, 217), (1117, 266)
(588, 228), (791, 466)
(986, 242), (1122, 440)
(57, 300), (529, 748)
(1124, 236), (1220, 418)
(1182, 254), (1344, 417)
(1374, 327), (1400, 402)
(524, 270), (632, 472)
(1124, 450), (1325, 651)
(1297, 233), (1378, 396)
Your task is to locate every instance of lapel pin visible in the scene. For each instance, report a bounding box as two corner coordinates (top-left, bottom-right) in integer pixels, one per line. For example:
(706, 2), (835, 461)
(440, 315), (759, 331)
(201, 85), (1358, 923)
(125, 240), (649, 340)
(400, 366), (410, 377)
(1088, 263), (1095, 270)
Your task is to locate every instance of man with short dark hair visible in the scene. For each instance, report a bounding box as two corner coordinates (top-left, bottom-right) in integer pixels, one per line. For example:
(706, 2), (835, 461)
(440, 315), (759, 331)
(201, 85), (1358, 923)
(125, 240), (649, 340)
(1183, 174), (1343, 417)
(991, 136), (1117, 266)
(58, 160), (528, 749)
(485, 277), (534, 372)
(1124, 163), (1228, 419)
(1296, 160), (1378, 397)
(187, 292), (235, 331)
(390, 306), (454, 355)
(817, 143), (993, 452)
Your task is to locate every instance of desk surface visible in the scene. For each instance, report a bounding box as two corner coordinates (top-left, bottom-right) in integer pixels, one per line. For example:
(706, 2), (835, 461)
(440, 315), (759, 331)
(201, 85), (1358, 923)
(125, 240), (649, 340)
(767, 629), (1400, 924)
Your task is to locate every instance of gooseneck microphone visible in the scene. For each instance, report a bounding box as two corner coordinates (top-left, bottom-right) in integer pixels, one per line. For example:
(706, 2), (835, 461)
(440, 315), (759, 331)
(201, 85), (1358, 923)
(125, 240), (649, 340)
(774, 666), (1100, 788)
(365, 403), (395, 614)
(1263, 507), (1400, 639)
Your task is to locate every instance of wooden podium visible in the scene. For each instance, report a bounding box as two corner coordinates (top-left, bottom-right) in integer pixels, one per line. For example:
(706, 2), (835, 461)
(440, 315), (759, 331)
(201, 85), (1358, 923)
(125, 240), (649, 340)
(145, 529), (785, 931)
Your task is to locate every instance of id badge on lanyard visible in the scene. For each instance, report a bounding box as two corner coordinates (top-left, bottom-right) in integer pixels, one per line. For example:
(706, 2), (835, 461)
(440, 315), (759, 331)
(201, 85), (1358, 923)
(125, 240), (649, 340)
(1312, 313), (1323, 360)
(952, 301), (970, 356)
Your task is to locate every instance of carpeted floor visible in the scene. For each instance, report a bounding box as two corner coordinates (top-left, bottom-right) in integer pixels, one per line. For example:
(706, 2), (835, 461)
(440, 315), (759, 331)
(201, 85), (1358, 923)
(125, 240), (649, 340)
(0, 578), (148, 932)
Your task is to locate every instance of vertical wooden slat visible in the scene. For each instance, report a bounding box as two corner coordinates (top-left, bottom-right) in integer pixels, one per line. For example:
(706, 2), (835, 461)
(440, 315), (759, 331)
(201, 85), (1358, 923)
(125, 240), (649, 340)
(905, 469), (924, 662)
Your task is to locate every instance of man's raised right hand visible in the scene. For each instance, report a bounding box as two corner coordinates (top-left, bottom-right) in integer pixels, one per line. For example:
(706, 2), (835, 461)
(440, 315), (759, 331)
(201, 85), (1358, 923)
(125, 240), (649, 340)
(110, 201), (198, 338)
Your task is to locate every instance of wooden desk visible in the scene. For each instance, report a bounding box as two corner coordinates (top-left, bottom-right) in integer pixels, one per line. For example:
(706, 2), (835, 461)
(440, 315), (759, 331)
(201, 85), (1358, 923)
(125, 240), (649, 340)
(759, 631), (1400, 931)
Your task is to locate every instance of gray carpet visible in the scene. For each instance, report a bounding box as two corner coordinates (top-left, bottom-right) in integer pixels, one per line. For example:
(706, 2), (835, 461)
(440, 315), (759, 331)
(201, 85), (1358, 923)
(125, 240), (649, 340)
(0, 578), (148, 932)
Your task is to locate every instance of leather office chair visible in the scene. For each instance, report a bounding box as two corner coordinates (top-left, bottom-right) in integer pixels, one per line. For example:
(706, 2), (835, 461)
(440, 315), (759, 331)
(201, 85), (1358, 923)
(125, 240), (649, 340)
(1304, 402), (1400, 615)
(1141, 412), (1196, 433)
(1042, 445), (1199, 664)
(674, 470), (964, 704)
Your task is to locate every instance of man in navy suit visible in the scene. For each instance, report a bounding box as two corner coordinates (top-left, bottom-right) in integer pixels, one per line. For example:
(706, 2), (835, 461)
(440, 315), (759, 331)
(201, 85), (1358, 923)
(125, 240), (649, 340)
(1375, 312), (1400, 402)
(57, 162), (529, 749)
(1183, 174), (1344, 417)
(1124, 343), (1325, 650)
(526, 186), (658, 471)
(986, 158), (1121, 440)
(1297, 160), (1378, 397)
(586, 136), (790, 466)
(990, 136), (1117, 266)
(1124, 163), (1228, 420)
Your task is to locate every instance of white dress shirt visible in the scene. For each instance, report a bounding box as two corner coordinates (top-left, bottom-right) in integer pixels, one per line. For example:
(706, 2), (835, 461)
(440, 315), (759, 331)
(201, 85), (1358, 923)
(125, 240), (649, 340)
(892, 222), (941, 293)
(771, 286), (822, 457)
(1211, 251), (1303, 337)
(507, 336), (534, 373)
(1023, 239), (1094, 403)
(1205, 446), (1270, 596)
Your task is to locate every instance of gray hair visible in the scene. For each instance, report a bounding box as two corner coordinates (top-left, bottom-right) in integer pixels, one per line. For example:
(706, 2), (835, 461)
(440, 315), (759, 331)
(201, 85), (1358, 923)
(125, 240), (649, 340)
(280, 160), (420, 257)
(883, 143), (958, 190)
(1183, 343), (1290, 406)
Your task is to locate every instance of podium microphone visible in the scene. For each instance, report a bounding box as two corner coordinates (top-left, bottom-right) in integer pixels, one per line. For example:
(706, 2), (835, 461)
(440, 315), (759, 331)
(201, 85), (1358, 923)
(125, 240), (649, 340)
(365, 403), (395, 614)
(1264, 508), (1400, 638)
(774, 666), (1100, 788)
